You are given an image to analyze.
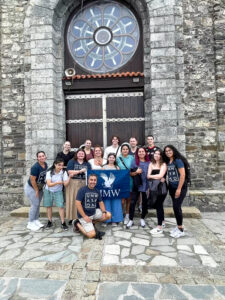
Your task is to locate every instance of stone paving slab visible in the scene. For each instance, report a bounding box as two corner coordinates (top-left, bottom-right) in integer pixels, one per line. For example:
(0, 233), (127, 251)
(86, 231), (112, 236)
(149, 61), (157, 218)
(96, 282), (225, 300)
(0, 277), (66, 299)
(0, 212), (224, 299)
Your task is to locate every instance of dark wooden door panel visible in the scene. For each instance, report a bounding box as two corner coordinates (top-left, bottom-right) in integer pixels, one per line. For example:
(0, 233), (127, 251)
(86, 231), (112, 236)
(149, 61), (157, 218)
(66, 97), (102, 120)
(66, 123), (103, 148)
(107, 121), (145, 145)
(106, 95), (144, 118)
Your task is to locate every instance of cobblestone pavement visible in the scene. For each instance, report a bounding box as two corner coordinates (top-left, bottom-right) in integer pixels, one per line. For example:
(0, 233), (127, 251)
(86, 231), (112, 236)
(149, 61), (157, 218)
(0, 212), (224, 299)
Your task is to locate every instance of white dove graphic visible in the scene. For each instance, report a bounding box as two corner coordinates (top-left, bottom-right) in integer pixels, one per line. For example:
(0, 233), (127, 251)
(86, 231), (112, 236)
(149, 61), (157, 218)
(100, 172), (116, 188)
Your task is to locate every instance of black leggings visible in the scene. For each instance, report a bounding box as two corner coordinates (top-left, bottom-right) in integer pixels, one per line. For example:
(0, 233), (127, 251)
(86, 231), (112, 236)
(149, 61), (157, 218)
(154, 194), (167, 226)
(129, 191), (148, 220)
(169, 184), (187, 226)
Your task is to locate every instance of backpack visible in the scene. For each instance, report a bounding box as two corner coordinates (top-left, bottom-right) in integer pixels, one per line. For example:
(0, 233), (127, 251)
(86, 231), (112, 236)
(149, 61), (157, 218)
(174, 158), (191, 186)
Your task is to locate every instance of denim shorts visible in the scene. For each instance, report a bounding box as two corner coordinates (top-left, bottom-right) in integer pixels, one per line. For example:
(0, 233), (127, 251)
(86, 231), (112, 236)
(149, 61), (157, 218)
(43, 189), (64, 208)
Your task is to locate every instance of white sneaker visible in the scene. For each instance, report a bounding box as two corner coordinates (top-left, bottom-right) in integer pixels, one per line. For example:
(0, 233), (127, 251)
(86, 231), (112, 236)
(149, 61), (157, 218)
(124, 216), (129, 225)
(162, 222), (166, 228)
(112, 222), (117, 227)
(140, 219), (145, 227)
(101, 223), (107, 227)
(171, 229), (185, 238)
(27, 221), (40, 231)
(150, 227), (163, 235)
(170, 227), (178, 235)
(34, 220), (44, 228)
(126, 220), (133, 228)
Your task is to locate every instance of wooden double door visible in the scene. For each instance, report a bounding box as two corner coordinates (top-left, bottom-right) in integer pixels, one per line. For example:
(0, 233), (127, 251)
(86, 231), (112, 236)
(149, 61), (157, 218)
(66, 91), (145, 148)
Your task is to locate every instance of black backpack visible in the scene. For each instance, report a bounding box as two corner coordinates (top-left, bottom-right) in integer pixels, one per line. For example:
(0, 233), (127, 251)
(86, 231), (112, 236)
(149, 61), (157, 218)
(174, 157), (191, 186)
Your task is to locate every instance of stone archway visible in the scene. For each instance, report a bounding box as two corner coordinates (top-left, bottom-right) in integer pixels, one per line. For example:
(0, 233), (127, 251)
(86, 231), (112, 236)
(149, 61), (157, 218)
(23, 0), (185, 180)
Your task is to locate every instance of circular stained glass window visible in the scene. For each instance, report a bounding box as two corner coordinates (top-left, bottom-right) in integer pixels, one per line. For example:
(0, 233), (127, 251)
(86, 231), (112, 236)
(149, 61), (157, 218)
(67, 1), (140, 73)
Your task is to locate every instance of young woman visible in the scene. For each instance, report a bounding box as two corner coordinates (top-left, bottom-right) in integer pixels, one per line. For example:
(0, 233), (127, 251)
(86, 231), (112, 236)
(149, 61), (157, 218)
(66, 149), (90, 224)
(116, 143), (134, 225)
(56, 141), (75, 167)
(163, 145), (187, 238)
(82, 139), (94, 161)
(102, 153), (123, 227)
(127, 147), (150, 228)
(104, 136), (121, 160)
(89, 146), (106, 169)
(44, 158), (71, 230)
(24, 151), (48, 231)
(147, 149), (167, 235)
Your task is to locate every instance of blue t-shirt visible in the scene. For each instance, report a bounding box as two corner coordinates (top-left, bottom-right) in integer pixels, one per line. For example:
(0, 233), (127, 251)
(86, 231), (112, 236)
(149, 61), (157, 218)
(76, 185), (103, 218)
(67, 160), (91, 179)
(167, 159), (184, 188)
(131, 160), (150, 192)
(116, 155), (134, 191)
(28, 162), (48, 187)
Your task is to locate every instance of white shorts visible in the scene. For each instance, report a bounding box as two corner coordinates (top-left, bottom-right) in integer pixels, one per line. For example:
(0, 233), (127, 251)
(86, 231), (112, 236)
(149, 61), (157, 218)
(79, 209), (103, 233)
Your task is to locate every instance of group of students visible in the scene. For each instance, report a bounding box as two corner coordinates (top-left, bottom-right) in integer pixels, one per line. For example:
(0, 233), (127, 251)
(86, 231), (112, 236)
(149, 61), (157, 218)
(24, 135), (189, 239)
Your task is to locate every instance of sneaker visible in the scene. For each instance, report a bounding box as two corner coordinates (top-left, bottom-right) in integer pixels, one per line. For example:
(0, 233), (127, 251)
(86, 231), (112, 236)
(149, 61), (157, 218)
(126, 220), (133, 228)
(140, 219), (145, 228)
(124, 216), (129, 225)
(27, 221), (40, 231)
(34, 220), (44, 228)
(68, 220), (73, 225)
(162, 222), (166, 228)
(171, 229), (185, 238)
(61, 222), (69, 231)
(150, 227), (163, 235)
(101, 223), (107, 227)
(170, 226), (178, 235)
(112, 222), (117, 227)
(46, 220), (53, 228)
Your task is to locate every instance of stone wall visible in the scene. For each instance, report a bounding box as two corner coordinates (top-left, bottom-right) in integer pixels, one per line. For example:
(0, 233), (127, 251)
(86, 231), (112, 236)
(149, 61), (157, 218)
(0, 0), (28, 209)
(0, 0), (224, 211)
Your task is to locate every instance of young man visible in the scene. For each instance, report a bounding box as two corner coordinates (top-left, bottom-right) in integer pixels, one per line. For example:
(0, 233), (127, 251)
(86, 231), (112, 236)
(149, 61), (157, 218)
(73, 174), (111, 239)
(145, 135), (159, 161)
(129, 137), (138, 157)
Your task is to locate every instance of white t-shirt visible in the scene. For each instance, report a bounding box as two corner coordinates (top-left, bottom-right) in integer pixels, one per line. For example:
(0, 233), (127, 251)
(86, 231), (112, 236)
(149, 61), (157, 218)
(103, 145), (121, 160)
(45, 170), (68, 192)
(89, 159), (107, 170)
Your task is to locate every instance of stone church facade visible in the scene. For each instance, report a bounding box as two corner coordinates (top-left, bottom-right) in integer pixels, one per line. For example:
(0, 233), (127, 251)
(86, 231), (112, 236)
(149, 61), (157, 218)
(0, 0), (224, 210)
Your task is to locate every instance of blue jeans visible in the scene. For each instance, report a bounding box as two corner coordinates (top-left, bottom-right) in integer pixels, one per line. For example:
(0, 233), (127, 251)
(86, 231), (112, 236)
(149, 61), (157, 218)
(24, 183), (43, 222)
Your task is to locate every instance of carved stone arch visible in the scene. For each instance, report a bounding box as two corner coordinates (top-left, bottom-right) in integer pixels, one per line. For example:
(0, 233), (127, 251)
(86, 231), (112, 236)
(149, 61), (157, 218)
(23, 0), (185, 179)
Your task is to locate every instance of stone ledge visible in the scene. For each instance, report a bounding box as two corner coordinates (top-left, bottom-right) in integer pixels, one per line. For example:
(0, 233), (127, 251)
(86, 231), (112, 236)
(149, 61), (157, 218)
(189, 189), (225, 212)
(10, 206), (201, 219)
(189, 189), (225, 196)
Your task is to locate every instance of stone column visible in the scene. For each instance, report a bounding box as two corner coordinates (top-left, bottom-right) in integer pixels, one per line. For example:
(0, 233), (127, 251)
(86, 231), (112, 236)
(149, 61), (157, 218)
(145, 0), (185, 152)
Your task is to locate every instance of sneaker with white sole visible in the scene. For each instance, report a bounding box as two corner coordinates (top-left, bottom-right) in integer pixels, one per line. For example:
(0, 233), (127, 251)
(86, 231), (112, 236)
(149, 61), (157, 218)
(170, 226), (178, 235)
(162, 222), (166, 228)
(140, 219), (145, 228)
(101, 223), (107, 227)
(124, 216), (129, 225)
(150, 227), (163, 235)
(34, 220), (44, 228)
(170, 229), (185, 238)
(126, 220), (133, 228)
(27, 221), (40, 231)
(112, 222), (117, 227)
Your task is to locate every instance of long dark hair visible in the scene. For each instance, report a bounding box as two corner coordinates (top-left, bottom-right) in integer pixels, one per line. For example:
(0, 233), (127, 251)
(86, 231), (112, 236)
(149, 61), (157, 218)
(151, 148), (164, 166)
(48, 158), (64, 176)
(163, 145), (187, 164)
(135, 147), (149, 166)
(74, 148), (87, 162)
(106, 153), (118, 167)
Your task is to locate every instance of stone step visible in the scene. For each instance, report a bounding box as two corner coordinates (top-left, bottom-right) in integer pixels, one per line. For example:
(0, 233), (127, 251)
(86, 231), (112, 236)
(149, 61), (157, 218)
(10, 206), (201, 219)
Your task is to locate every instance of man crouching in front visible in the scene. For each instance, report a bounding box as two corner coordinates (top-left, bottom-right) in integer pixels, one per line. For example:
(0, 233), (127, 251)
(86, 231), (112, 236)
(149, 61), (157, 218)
(73, 174), (111, 239)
